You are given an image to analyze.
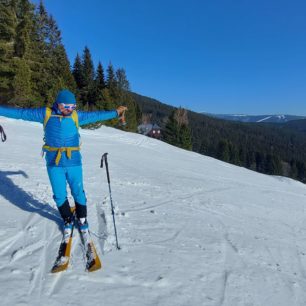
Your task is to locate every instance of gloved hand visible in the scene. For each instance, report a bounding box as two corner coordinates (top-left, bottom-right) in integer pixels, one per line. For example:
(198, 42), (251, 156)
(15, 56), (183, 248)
(116, 106), (128, 117)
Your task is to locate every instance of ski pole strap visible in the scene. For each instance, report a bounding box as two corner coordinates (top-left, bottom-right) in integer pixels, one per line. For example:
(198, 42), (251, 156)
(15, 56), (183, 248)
(0, 125), (6, 142)
(42, 145), (80, 165)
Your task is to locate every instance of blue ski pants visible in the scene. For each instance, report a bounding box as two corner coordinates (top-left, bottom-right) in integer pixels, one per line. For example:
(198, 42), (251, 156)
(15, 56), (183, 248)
(47, 165), (87, 207)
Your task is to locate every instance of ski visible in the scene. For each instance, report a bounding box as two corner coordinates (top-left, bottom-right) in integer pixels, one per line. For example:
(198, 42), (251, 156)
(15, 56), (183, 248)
(51, 223), (74, 273)
(51, 207), (102, 273)
(78, 226), (102, 272)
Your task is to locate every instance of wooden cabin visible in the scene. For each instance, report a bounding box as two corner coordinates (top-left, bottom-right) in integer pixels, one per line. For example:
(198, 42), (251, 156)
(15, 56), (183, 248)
(138, 123), (162, 139)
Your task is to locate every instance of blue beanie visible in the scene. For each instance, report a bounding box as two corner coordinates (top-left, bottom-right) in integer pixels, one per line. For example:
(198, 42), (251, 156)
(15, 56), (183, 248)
(55, 89), (76, 105)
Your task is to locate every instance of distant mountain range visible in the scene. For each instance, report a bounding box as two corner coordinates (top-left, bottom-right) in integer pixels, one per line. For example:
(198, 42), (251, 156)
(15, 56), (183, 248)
(203, 113), (306, 123)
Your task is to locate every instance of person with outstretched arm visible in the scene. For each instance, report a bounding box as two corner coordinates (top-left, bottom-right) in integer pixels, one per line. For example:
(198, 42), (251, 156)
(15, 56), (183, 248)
(0, 89), (127, 272)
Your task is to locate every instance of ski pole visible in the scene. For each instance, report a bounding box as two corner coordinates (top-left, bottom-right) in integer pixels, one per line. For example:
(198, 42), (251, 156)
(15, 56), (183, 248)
(100, 153), (120, 250)
(0, 125), (6, 142)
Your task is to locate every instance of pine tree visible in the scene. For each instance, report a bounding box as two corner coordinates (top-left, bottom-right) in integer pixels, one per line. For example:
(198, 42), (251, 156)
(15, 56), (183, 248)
(176, 108), (192, 150)
(106, 62), (118, 98)
(164, 111), (179, 146)
(14, 0), (42, 105)
(72, 53), (84, 89)
(164, 108), (192, 150)
(116, 68), (130, 91)
(0, 0), (16, 103)
(47, 14), (61, 47)
(30, 0), (53, 105)
(297, 161), (306, 182)
(255, 152), (265, 173)
(36, 0), (48, 42)
(92, 61), (106, 109)
(217, 139), (230, 162)
(42, 10), (75, 103)
(180, 124), (192, 150)
(12, 57), (32, 105)
(96, 62), (105, 90)
(14, 0), (32, 58)
(80, 46), (95, 106)
(82, 46), (94, 86)
(290, 159), (298, 179)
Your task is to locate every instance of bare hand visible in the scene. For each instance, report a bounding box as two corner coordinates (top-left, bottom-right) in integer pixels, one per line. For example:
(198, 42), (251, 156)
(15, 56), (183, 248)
(116, 106), (128, 117)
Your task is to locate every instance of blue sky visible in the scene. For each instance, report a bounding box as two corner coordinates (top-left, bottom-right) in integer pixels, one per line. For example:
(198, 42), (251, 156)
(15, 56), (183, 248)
(33, 0), (306, 115)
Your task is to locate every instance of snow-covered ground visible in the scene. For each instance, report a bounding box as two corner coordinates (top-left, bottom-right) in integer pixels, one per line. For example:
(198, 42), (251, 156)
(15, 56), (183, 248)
(1, 117), (306, 306)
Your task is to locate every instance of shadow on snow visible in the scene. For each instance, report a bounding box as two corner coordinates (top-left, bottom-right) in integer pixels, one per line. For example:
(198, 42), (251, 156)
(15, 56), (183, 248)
(0, 170), (61, 229)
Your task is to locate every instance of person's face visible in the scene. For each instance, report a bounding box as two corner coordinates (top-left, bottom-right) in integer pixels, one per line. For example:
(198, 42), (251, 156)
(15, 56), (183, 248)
(58, 103), (76, 115)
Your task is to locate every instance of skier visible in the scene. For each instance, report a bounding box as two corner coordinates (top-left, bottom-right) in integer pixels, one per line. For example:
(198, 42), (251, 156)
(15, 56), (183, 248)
(0, 89), (127, 271)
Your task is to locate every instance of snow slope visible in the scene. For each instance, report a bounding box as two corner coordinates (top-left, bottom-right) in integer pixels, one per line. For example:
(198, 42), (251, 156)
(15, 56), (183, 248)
(1, 117), (306, 306)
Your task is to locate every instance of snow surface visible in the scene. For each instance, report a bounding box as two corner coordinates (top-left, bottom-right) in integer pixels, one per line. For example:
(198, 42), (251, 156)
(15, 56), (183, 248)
(256, 116), (272, 123)
(1, 117), (306, 306)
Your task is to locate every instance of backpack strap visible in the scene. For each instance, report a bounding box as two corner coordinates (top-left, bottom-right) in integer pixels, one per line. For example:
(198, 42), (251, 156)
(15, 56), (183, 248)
(44, 107), (52, 129)
(42, 108), (80, 164)
(71, 110), (79, 129)
(43, 107), (79, 129)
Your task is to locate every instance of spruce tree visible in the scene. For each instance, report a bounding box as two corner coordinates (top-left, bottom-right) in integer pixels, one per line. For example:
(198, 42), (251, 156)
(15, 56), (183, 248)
(82, 46), (94, 86)
(0, 0), (16, 103)
(180, 124), (192, 150)
(72, 53), (84, 89)
(31, 0), (53, 105)
(217, 139), (230, 162)
(81, 46), (95, 107)
(43, 11), (75, 103)
(164, 108), (192, 150)
(116, 68), (130, 91)
(14, 0), (42, 105)
(164, 110), (179, 146)
(106, 62), (118, 99)
(12, 57), (32, 105)
(96, 62), (105, 90)
(36, 0), (48, 42)
(92, 61), (106, 109)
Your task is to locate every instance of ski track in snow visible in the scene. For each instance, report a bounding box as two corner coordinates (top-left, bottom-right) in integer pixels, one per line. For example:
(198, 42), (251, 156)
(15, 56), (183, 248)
(2, 118), (306, 305)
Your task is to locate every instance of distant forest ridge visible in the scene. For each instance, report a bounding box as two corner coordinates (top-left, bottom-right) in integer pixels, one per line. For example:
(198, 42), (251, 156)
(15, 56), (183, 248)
(132, 92), (306, 183)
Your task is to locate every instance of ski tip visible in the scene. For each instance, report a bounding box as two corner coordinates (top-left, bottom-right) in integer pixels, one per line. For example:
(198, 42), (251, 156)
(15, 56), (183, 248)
(87, 257), (102, 272)
(51, 262), (69, 273)
(87, 263), (102, 272)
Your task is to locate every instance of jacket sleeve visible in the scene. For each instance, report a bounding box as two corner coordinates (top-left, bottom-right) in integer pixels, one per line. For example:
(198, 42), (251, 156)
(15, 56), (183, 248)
(0, 106), (46, 123)
(78, 110), (118, 126)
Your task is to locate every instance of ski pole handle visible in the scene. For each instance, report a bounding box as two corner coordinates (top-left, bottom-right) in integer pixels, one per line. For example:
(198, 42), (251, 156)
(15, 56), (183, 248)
(101, 153), (110, 184)
(0, 125), (6, 142)
(100, 152), (108, 168)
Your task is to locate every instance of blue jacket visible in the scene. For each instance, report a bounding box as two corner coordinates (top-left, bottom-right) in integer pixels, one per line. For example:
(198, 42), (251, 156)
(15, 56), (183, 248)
(0, 104), (118, 167)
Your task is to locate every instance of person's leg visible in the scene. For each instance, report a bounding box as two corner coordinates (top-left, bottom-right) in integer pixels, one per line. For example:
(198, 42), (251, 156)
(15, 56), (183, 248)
(47, 166), (73, 224)
(65, 165), (87, 223)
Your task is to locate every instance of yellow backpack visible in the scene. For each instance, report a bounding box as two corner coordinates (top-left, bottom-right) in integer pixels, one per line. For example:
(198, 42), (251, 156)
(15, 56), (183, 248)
(42, 107), (80, 165)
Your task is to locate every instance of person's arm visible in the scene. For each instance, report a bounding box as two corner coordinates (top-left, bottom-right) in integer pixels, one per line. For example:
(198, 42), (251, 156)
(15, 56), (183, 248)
(78, 106), (127, 126)
(0, 106), (46, 123)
